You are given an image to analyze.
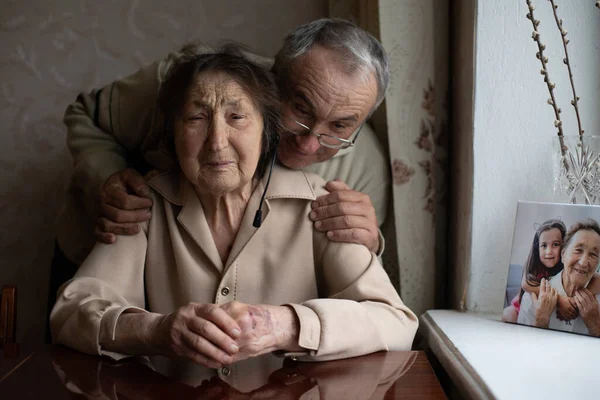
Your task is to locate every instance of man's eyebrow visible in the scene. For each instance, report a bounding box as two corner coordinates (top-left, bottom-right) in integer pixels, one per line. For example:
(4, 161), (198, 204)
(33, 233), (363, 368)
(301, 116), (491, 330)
(337, 115), (358, 123)
(295, 92), (315, 110)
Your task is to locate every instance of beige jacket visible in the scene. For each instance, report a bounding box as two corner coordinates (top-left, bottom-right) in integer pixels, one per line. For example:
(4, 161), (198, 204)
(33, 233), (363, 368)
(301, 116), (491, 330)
(50, 166), (417, 361)
(58, 46), (390, 265)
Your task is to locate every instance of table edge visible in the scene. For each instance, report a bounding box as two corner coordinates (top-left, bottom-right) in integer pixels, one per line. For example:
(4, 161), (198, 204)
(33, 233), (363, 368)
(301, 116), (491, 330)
(421, 311), (496, 400)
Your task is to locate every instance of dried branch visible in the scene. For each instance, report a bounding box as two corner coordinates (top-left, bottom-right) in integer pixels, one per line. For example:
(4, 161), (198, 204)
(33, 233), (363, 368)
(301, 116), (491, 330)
(525, 0), (567, 156)
(548, 0), (584, 139)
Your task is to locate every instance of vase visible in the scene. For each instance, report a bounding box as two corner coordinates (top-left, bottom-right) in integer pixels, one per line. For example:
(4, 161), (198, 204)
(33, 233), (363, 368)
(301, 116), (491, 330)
(553, 135), (600, 204)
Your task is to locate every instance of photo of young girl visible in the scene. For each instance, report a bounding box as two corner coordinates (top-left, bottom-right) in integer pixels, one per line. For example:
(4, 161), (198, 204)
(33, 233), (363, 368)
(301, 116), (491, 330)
(503, 219), (570, 322)
(504, 203), (600, 331)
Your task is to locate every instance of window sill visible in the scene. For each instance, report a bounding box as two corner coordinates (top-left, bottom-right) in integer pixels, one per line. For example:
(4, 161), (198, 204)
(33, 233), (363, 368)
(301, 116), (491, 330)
(421, 310), (599, 399)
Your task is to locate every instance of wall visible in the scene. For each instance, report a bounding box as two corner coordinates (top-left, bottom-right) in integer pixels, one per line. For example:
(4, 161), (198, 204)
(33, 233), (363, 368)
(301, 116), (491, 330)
(461, 1), (600, 312)
(0, 0), (326, 345)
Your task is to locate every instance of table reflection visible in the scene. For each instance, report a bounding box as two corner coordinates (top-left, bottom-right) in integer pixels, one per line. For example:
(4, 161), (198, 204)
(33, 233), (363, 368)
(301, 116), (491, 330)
(50, 347), (418, 399)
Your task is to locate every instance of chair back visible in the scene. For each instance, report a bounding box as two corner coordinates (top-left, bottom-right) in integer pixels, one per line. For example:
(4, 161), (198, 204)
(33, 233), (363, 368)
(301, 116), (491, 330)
(0, 286), (18, 358)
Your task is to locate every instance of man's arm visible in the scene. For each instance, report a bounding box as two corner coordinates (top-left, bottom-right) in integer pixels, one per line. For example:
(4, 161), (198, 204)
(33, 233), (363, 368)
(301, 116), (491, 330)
(64, 53), (189, 243)
(64, 59), (166, 210)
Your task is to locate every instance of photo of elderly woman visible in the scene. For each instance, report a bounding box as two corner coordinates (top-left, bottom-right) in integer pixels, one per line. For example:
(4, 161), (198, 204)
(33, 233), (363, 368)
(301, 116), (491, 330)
(49, 45), (418, 368)
(504, 202), (600, 337)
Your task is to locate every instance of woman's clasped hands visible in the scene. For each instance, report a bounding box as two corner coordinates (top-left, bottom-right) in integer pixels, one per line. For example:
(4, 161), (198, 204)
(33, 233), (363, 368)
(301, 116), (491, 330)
(150, 302), (300, 368)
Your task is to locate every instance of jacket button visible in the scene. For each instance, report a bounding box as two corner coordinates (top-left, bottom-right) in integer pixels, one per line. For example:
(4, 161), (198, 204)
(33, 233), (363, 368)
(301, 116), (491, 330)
(220, 366), (231, 376)
(220, 287), (230, 296)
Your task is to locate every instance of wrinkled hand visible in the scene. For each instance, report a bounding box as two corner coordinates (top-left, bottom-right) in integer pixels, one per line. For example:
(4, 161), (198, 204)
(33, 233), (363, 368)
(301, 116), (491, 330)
(531, 278), (558, 328)
(151, 303), (241, 368)
(220, 302), (301, 363)
(574, 289), (600, 337)
(95, 168), (153, 243)
(556, 295), (578, 321)
(309, 180), (379, 253)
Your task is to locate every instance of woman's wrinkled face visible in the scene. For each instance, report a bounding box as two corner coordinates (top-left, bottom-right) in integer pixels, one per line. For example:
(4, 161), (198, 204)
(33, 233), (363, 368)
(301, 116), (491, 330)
(174, 71), (264, 195)
(538, 228), (563, 268)
(561, 229), (600, 290)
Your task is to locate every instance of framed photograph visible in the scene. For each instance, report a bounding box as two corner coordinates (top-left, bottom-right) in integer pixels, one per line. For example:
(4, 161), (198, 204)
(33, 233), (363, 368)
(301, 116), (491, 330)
(503, 201), (600, 337)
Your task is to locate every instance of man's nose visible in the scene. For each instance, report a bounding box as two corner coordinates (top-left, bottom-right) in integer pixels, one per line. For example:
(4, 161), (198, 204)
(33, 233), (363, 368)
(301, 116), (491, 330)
(207, 117), (228, 152)
(294, 133), (321, 154)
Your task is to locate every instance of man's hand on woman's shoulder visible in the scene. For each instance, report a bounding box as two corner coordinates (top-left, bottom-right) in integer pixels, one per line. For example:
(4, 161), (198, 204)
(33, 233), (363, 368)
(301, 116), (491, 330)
(309, 179), (379, 253)
(95, 168), (153, 243)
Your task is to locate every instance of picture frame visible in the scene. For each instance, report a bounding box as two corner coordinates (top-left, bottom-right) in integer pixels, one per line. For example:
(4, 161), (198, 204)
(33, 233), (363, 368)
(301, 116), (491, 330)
(503, 201), (600, 337)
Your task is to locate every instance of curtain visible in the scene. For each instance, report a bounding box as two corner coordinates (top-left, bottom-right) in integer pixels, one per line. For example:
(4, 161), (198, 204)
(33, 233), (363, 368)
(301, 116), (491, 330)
(328, 0), (449, 317)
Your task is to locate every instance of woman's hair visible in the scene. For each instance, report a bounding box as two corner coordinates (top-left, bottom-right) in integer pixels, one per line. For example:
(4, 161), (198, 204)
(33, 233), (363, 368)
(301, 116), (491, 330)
(562, 219), (600, 250)
(272, 18), (389, 116)
(523, 219), (567, 289)
(158, 43), (282, 178)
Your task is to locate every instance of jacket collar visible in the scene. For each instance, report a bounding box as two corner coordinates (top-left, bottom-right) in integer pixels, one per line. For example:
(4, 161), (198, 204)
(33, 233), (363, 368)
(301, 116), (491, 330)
(147, 165), (317, 273)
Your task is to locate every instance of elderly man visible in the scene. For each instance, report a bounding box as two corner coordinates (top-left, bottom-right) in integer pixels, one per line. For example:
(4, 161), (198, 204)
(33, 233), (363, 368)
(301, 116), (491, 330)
(518, 220), (600, 337)
(48, 18), (391, 333)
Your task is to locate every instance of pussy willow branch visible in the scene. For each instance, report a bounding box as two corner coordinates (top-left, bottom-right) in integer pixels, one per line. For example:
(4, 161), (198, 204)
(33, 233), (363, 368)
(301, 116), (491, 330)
(548, 0), (584, 139)
(525, 0), (567, 157)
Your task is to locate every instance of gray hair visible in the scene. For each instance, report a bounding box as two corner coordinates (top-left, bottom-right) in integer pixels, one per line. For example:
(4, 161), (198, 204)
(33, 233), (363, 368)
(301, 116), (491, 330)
(273, 18), (389, 115)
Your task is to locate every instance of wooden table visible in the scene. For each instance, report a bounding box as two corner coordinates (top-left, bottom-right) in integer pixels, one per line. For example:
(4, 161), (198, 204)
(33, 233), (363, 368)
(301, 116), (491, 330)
(0, 346), (445, 399)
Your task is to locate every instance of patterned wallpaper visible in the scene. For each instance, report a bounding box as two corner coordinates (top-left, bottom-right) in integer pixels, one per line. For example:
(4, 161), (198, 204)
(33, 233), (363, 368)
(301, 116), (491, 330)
(0, 0), (326, 345)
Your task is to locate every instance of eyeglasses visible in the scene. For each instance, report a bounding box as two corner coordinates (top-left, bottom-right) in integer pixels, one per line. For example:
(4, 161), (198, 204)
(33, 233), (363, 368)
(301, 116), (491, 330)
(281, 116), (363, 150)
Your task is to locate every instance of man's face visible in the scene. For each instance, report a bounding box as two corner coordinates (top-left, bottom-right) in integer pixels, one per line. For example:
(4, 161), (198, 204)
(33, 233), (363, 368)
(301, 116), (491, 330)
(561, 229), (600, 291)
(277, 45), (378, 169)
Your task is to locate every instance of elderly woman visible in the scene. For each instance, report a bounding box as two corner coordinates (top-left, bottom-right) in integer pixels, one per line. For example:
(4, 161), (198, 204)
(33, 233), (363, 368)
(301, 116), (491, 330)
(51, 46), (417, 367)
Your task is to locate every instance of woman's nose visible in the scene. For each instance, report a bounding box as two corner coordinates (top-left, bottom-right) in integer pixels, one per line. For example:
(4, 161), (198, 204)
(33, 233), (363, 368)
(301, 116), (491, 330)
(206, 118), (228, 152)
(579, 253), (591, 268)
